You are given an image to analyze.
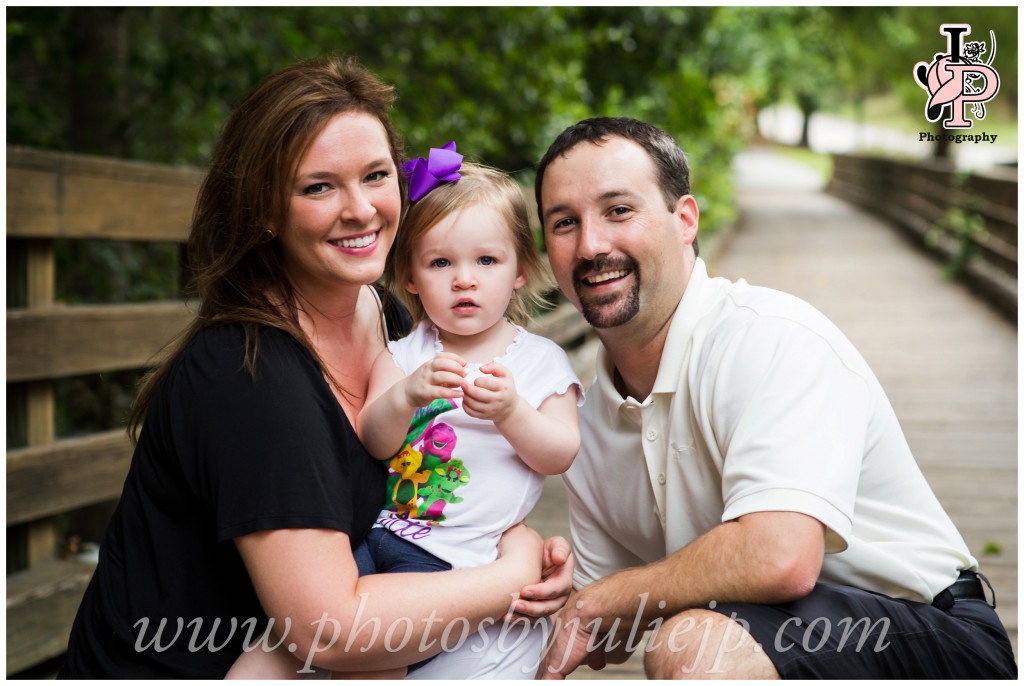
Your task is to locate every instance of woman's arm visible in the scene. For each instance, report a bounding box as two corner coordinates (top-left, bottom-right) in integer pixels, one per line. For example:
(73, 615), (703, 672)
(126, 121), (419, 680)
(356, 350), (466, 459)
(235, 523), (543, 672)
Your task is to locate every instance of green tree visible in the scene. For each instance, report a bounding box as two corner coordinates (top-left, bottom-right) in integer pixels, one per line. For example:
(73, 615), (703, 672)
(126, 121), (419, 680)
(8, 5), (764, 440)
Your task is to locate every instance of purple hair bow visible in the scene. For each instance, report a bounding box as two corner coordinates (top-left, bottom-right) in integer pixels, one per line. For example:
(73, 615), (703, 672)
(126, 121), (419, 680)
(402, 141), (463, 202)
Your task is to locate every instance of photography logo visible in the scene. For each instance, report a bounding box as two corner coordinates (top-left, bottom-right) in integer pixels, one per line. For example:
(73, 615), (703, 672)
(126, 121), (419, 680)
(913, 24), (999, 129)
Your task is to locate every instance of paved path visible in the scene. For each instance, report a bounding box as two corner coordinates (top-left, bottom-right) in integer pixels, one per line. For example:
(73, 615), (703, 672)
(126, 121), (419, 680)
(526, 147), (1017, 679)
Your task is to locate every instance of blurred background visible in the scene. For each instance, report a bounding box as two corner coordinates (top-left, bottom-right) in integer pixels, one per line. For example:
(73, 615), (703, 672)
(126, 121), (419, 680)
(5, 5), (1018, 678)
(7, 4), (1017, 444)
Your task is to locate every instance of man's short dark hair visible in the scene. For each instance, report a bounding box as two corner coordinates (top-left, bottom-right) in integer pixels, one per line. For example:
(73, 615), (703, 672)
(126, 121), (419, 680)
(534, 117), (696, 256)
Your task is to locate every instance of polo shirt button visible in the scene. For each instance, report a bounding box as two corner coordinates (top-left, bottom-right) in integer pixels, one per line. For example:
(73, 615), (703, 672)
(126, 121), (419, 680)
(646, 429), (658, 441)
(657, 473), (666, 485)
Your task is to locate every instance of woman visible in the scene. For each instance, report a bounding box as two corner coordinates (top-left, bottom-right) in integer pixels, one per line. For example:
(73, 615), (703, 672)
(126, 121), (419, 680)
(58, 55), (570, 679)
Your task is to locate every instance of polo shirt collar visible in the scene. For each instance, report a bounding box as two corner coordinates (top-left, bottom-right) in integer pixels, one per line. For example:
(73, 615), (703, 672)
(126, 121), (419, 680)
(593, 258), (715, 422)
(651, 257), (712, 394)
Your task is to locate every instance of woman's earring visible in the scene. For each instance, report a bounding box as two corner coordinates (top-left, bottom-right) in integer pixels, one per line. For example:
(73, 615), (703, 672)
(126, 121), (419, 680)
(265, 228), (276, 241)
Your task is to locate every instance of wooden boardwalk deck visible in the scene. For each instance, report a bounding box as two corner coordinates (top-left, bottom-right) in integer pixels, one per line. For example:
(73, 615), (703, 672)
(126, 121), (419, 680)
(524, 148), (1018, 679)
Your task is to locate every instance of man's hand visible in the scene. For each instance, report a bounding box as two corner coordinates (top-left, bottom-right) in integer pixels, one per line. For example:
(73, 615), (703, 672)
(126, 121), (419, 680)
(535, 595), (595, 680)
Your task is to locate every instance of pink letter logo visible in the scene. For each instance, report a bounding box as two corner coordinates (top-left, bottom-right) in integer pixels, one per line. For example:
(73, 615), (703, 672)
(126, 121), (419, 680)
(913, 24), (999, 129)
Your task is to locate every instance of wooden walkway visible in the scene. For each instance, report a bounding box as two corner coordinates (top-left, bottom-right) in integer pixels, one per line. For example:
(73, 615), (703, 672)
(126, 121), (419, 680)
(525, 148), (1018, 679)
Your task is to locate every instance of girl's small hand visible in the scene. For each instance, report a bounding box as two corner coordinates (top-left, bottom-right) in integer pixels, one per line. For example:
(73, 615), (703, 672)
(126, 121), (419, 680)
(403, 352), (467, 408)
(462, 362), (519, 423)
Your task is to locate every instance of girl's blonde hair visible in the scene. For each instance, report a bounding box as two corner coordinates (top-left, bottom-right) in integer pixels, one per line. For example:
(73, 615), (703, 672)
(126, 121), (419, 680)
(387, 162), (553, 326)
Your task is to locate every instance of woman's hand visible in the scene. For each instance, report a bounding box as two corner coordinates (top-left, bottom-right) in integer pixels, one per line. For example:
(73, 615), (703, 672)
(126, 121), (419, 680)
(509, 536), (574, 619)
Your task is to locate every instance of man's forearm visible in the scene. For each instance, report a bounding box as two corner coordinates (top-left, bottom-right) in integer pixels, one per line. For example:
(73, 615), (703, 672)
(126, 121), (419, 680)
(571, 511), (825, 627)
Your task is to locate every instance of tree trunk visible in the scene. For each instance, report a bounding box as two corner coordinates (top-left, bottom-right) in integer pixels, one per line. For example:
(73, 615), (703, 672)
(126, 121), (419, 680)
(796, 92), (818, 149)
(933, 121), (952, 160)
(66, 8), (131, 156)
(798, 105), (815, 148)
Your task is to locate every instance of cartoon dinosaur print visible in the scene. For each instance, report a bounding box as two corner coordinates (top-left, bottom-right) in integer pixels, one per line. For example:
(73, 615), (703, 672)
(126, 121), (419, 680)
(416, 421), (458, 473)
(418, 459), (471, 523)
(384, 399), (460, 519)
(386, 446), (431, 518)
(406, 399), (458, 447)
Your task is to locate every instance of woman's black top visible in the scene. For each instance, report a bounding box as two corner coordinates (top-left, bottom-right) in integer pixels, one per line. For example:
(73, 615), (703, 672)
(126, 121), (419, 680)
(59, 291), (411, 678)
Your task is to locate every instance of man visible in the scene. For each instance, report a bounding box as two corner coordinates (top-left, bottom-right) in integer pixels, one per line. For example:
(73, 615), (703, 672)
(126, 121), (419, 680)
(534, 117), (1016, 679)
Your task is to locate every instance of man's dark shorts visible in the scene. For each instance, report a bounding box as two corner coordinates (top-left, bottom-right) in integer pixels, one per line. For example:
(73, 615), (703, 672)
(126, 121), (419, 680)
(710, 575), (1017, 679)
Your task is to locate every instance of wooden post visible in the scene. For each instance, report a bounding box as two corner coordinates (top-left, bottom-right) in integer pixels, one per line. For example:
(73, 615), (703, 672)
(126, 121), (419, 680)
(25, 238), (57, 567)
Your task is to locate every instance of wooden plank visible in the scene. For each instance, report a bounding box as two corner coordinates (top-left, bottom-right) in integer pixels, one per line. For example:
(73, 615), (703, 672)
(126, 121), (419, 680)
(7, 429), (133, 526)
(828, 157), (1017, 322)
(724, 148), (1018, 661)
(6, 146), (203, 242)
(6, 557), (96, 675)
(982, 217), (1018, 249)
(7, 301), (195, 381)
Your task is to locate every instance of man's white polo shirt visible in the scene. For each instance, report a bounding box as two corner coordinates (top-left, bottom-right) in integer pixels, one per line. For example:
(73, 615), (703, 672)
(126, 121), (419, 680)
(563, 258), (975, 603)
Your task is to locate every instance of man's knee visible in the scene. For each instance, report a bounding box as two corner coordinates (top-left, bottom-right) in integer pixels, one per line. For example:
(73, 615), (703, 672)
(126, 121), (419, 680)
(643, 608), (778, 680)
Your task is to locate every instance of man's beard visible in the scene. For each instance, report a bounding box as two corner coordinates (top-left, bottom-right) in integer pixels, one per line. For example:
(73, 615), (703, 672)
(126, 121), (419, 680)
(572, 256), (641, 329)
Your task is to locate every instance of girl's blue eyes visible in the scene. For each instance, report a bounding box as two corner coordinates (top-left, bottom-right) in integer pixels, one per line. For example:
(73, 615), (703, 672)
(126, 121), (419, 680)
(429, 257), (497, 268)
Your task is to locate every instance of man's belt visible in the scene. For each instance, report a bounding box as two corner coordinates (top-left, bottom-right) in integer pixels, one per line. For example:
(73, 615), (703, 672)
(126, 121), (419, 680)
(932, 570), (991, 608)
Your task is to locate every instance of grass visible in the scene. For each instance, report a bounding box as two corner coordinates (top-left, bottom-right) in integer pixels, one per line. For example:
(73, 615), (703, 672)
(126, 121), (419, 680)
(833, 94), (1018, 143)
(770, 144), (834, 179)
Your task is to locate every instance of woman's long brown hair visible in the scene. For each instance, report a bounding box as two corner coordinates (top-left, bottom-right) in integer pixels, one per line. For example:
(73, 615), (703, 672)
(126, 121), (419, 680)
(128, 55), (405, 444)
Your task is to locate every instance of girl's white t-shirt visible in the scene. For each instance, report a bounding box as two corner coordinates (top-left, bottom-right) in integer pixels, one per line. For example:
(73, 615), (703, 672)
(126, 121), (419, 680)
(374, 320), (584, 569)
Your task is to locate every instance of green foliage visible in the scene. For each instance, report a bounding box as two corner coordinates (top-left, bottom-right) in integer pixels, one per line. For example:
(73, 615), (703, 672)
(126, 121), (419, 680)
(927, 201), (989, 281)
(55, 370), (145, 440)
(882, 7), (1017, 113)
(925, 172), (993, 281)
(5, 6), (1017, 437)
(6, 6), (752, 217)
(772, 145), (834, 180)
(8, 7), (1017, 167)
(8, 6), (1017, 202)
(55, 240), (181, 305)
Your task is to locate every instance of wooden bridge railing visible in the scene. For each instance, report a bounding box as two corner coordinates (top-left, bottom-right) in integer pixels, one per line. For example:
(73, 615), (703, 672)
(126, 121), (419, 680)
(5, 146), (593, 676)
(827, 154), (1017, 320)
(6, 146), (200, 675)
